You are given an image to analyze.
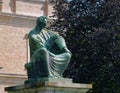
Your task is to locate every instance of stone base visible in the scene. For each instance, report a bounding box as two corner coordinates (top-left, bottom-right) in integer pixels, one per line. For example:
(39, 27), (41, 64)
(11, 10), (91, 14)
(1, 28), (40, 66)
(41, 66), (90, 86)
(5, 81), (92, 93)
(25, 77), (72, 84)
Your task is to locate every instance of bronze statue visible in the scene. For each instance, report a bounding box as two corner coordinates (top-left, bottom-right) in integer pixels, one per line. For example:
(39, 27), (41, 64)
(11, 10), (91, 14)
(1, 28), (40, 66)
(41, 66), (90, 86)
(25, 16), (71, 83)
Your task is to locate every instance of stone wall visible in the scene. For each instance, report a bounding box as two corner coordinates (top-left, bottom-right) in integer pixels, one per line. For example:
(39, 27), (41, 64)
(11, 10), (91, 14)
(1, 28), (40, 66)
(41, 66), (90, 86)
(0, 14), (35, 75)
(0, 0), (54, 92)
(0, 75), (26, 93)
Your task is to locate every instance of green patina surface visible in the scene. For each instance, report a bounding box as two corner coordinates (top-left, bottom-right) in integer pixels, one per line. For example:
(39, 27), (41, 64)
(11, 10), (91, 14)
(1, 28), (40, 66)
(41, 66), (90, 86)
(25, 16), (72, 84)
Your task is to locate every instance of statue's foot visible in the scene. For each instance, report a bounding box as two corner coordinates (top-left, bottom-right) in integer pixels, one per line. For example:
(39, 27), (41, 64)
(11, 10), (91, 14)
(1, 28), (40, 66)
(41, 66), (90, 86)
(24, 78), (36, 84)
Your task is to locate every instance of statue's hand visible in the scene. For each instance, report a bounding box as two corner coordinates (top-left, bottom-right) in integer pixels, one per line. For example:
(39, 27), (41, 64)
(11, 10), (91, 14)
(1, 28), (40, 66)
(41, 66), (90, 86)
(55, 36), (66, 50)
(45, 34), (58, 49)
(25, 63), (32, 69)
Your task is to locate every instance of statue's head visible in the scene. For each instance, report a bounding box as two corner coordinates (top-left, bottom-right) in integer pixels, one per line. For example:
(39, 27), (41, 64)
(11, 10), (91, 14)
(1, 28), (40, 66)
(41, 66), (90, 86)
(36, 16), (47, 28)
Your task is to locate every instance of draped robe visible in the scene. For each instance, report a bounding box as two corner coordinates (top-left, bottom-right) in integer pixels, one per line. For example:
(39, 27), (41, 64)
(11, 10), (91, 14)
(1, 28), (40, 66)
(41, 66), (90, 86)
(25, 28), (71, 80)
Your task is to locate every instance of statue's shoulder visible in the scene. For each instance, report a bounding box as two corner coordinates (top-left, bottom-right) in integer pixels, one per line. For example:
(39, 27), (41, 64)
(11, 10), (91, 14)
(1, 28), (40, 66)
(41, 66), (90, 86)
(43, 28), (59, 36)
(28, 30), (35, 39)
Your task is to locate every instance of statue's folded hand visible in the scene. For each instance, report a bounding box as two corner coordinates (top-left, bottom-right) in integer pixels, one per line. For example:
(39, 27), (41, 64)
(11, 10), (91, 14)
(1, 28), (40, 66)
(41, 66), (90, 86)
(55, 36), (66, 50)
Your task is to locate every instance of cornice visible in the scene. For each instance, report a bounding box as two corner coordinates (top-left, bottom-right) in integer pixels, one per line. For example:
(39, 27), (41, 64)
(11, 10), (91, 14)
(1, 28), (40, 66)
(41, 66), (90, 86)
(16, 0), (54, 5)
(0, 12), (53, 29)
(0, 73), (27, 79)
(17, 0), (45, 4)
(0, 12), (53, 21)
(0, 12), (37, 28)
(1, 12), (37, 20)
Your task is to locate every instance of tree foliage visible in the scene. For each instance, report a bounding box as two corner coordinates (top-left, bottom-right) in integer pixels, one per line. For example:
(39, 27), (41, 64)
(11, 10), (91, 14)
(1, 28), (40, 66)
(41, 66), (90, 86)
(49, 0), (120, 93)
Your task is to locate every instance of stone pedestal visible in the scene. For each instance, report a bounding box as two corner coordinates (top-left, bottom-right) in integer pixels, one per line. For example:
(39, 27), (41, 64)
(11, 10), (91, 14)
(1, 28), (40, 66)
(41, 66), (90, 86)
(5, 79), (92, 93)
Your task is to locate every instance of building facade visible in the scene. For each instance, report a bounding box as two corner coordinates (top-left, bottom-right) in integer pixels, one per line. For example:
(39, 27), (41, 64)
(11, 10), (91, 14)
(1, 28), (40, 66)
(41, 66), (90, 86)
(0, 0), (54, 92)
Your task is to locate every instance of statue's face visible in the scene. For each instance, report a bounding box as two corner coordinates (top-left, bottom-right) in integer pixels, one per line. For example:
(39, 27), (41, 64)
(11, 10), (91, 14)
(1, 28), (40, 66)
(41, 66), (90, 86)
(36, 16), (47, 28)
(44, 18), (47, 27)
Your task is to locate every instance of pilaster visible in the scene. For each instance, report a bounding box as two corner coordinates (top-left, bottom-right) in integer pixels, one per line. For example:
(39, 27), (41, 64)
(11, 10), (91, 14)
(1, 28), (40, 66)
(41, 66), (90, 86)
(0, 0), (2, 13)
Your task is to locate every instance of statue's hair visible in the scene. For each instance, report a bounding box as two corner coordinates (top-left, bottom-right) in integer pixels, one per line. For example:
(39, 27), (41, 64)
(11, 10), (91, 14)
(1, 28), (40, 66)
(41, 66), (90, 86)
(36, 16), (47, 25)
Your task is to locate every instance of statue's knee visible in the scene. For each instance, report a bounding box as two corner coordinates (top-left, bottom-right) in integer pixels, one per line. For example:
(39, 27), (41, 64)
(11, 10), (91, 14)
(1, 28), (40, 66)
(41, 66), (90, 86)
(66, 53), (72, 59)
(40, 47), (47, 53)
(37, 47), (48, 56)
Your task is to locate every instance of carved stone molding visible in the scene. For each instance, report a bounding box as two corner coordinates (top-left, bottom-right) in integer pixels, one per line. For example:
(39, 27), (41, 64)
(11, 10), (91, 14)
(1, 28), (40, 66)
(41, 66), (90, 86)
(16, 0), (45, 4)
(16, 0), (53, 5)
(0, 12), (36, 28)
(0, 73), (27, 79)
(0, 12), (52, 28)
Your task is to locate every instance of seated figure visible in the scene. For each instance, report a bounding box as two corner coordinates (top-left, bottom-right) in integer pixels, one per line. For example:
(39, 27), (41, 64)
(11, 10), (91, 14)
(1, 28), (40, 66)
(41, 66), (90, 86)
(25, 16), (71, 82)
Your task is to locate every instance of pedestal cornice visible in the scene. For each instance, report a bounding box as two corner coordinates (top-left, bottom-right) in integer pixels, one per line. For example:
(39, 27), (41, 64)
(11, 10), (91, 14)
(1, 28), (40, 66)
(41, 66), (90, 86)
(5, 81), (92, 92)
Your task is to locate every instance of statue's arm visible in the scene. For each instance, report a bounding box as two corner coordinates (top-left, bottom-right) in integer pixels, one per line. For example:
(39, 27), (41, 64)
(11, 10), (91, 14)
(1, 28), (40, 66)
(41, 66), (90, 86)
(25, 35), (46, 68)
(55, 36), (72, 54)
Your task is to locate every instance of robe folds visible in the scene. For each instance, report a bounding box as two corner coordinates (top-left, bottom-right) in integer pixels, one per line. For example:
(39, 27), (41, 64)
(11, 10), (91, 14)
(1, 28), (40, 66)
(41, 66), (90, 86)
(25, 29), (71, 79)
